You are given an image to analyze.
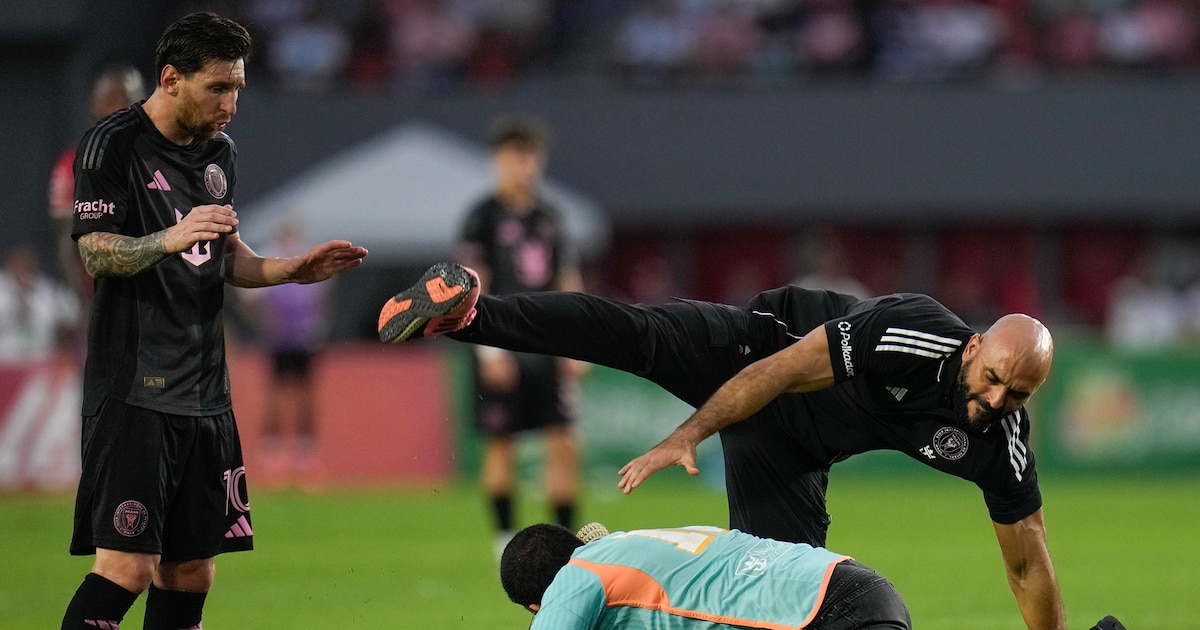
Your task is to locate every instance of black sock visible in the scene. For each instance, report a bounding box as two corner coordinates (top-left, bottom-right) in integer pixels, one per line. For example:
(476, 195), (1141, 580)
(143, 584), (207, 630)
(554, 502), (575, 531)
(491, 494), (513, 532)
(62, 573), (139, 630)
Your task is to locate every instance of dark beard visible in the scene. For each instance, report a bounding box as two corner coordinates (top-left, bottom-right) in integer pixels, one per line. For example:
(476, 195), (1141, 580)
(953, 361), (1005, 433)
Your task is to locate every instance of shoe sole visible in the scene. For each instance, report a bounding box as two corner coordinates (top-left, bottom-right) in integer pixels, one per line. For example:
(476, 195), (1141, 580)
(378, 263), (477, 343)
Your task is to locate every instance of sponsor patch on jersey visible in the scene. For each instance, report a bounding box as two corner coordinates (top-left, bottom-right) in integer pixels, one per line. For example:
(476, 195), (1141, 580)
(204, 163), (228, 199)
(933, 426), (969, 460)
(114, 500), (149, 537)
(74, 199), (116, 220)
(836, 321), (855, 376)
(143, 376), (165, 389)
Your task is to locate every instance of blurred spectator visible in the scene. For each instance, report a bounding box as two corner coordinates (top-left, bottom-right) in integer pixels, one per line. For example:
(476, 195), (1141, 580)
(47, 64), (144, 316)
(1095, 0), (1196, 70)
(622, 251), (678, 304)
(266, 5), (352, 91)
(1041, 7), (1101, 72)
(612, 0), (695, 85)
(0, 247), (80, 363)
(347, 0), (396, 87)
(796, 2), (867, 78)
(692, 2), (765, 84)
(459, 0), (550, 87)
(386, 0), (475, 89)
(1106, 252), (1187, 349)
(875, 0), (1003, 81)
(240, 221), (332, 488)
(792, 230), (871, 299)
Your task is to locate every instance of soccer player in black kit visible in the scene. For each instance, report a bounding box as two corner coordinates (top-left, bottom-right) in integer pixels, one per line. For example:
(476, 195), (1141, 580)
(379, 265), (1067, 630)
(458, 114), (586, 557)
(63, 13), (367, 630)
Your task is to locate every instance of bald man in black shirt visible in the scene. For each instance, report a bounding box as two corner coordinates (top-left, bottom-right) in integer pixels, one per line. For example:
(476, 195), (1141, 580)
(380, 263), (1063, 630)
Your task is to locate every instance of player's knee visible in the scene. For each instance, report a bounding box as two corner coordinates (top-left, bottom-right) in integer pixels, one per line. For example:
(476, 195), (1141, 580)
(156, 558), (216, 592)
(93, 549), (159, 593)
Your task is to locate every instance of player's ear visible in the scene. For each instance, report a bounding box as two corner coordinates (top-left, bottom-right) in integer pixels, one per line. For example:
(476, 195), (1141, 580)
(961, 333), (981, 362)
(160, 65), (181, 93)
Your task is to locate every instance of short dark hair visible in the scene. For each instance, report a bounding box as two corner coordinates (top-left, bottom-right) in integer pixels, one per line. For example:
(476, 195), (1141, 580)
(487, 114), (552, 152)
(154, 12), (252, 76)
(499, 524), (582, 607)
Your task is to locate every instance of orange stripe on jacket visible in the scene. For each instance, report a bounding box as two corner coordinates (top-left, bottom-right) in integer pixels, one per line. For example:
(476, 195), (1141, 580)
(569, 556), (849, 630)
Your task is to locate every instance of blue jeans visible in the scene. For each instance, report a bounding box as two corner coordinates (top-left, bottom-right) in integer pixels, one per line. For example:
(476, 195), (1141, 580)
(809, 560), (912, 630)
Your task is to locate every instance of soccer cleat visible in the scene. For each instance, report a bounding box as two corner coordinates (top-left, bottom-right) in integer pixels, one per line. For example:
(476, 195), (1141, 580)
(378, 262), (480, 343)
(576, 522), (610, 543)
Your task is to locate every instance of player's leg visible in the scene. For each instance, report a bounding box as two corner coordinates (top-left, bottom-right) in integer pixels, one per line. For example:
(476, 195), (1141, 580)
(379, 262), (756, 407)
(718, 401), (835, 546)
(62, 549), (154, 630)
(146, 411), (254, 629)
(527, 355), (579, 531)
(543, 424), (578, 530)
(287, 349), (324, 486)
(482, 434), (517, 553)
(807, 560), (912, 630)
(144, 558), (214, 630)
(64, 400), (172, 629)
(476, 362), (522, 559)
(259, 350), (294, 489)
(453, 292), (756, 408)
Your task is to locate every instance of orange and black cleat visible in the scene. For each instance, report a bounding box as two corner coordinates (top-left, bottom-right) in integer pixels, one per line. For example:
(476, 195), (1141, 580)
(378, 262), (480, 343)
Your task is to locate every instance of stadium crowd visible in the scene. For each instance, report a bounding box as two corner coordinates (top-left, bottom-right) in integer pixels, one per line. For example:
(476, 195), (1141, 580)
(178, 0), (1200, 93)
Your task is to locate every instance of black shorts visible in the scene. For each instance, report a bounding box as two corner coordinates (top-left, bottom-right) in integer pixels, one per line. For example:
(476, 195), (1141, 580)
(271, 348), (314, 380)
(454, 288), (860, 546)
(70, 397), (254, 561)
(473, 352), (575, 437)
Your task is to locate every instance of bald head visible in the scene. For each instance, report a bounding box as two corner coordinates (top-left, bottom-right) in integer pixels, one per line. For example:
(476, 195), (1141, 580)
(955, 314), (1054, 431)
(980, 314), (1054, 391)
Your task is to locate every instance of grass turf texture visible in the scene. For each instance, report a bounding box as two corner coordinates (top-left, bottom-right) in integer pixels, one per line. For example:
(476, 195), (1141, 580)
(5, 473), (1196, 628)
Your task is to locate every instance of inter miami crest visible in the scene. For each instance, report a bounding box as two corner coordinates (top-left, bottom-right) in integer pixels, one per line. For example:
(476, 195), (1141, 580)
(933, 426), (969, 460)
(113, 500), (149, 537)
(204, 163), (228, 199)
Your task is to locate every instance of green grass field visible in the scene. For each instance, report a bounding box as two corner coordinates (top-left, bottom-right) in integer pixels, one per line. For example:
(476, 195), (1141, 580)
(4, 472), (1197, 628)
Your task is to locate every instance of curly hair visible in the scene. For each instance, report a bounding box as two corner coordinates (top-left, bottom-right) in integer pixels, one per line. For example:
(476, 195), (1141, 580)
(499, 524), (583, 607)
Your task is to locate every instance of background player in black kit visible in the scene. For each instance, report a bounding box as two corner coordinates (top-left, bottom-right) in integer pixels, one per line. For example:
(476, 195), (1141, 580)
(63, 13), (367, 630)
(458, 114), (587, 557)
(379, 266), (1066, 630)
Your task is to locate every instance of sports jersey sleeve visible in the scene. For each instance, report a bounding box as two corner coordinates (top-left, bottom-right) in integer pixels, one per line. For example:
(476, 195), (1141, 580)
(978, 408), (1043, 524)
(824, 294), (968, 384)
(532, 563), (606, 630)
(72, 128), (131, 239)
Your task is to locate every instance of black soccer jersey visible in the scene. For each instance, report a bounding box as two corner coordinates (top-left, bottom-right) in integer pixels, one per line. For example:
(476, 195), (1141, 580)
(72, 104), (237, 417)
(755, 290), (1042, 524)
(458, 196), (570, 294)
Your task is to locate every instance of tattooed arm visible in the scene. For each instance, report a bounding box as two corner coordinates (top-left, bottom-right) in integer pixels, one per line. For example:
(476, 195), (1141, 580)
(76, 204), (238, 278)
(77, 231), (170, 277)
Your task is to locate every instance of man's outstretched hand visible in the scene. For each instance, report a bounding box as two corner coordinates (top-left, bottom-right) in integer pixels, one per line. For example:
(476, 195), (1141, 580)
(617, 433), (700, 494)
(286, 240), (368, 284)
